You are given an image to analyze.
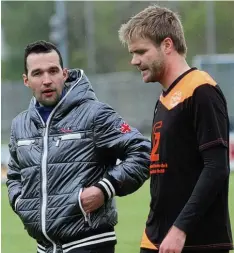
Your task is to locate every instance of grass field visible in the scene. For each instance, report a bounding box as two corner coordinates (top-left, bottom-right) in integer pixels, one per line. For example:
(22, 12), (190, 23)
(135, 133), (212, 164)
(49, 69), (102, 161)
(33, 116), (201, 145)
(2, 173), (234, 253)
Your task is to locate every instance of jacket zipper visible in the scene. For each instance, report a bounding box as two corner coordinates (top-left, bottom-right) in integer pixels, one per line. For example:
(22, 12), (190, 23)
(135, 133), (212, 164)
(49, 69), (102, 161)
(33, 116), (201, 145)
(34, 110), (57, 253)
(78, 188), (92, 226)
(35, 71), (84, 253)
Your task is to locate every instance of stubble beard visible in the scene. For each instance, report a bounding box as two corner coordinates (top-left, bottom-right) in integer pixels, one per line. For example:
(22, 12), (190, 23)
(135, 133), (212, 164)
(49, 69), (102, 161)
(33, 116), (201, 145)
(150, 59), (164, 83)
(36, 91), (61, 107)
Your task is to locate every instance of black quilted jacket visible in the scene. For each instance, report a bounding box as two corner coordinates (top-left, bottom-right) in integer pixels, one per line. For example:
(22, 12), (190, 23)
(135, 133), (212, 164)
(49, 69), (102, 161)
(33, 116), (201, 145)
(7, 69), (150, 253)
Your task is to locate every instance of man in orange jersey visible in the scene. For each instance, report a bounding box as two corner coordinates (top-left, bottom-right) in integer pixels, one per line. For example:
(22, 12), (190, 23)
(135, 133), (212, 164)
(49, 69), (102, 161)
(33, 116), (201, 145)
(119, 4), (233, 253)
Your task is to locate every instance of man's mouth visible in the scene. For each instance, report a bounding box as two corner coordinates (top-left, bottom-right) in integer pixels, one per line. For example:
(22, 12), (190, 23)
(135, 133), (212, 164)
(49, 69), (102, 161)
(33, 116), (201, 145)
(42, 89), (55, 97)
(139, 68), (147, 72)
(140, 69), (148, 74)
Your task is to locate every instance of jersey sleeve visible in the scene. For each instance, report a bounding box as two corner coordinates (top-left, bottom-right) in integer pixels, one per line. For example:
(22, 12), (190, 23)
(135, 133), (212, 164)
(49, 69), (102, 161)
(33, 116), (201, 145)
(173, 83), (230, 233)
(191, 84), (229, 151)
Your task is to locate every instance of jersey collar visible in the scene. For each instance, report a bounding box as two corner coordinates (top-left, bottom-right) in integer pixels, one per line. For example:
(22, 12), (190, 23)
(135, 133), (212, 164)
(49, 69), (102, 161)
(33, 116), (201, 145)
(162, 67), (197, 97)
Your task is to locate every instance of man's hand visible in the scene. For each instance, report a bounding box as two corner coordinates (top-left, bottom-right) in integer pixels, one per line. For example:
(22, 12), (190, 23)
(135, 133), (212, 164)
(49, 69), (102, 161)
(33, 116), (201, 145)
(80, 186), (105, 213)
(159, 226), (186, 253)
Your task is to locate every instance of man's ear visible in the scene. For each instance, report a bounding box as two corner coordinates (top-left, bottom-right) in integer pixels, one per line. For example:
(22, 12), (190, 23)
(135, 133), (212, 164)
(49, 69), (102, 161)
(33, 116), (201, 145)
(161, 37), (173, 55)
(23, 74), (29, 88)
(63, 68), (68, 82)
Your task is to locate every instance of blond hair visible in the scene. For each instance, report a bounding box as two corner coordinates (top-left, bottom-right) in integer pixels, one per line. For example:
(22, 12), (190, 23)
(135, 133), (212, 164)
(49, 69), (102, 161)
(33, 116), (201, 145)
(119, 5), (187, 55)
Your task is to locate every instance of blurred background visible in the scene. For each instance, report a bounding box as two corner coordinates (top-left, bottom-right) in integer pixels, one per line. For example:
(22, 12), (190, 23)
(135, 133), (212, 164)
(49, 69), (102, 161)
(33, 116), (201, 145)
(1, 1), (234, 253)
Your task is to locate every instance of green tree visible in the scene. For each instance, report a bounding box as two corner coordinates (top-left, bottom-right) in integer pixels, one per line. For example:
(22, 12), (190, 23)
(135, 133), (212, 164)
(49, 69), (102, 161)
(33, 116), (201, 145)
(2, 1), (234, 81)
(1, 1), (53, 80)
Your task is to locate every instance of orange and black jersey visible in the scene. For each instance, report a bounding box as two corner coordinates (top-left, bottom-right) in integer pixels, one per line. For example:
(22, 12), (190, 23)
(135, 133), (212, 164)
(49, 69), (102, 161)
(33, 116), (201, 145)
(141, 68), (233, 251)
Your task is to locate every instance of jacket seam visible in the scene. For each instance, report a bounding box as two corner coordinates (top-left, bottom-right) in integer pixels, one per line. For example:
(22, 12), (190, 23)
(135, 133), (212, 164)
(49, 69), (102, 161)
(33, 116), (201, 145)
(92, 103), (106, 150)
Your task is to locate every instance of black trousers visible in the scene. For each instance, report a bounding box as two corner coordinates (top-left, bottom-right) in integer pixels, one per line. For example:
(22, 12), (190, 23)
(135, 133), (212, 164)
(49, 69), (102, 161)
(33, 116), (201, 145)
(69, 244), (115, 253)
(140, 249), (229, 253)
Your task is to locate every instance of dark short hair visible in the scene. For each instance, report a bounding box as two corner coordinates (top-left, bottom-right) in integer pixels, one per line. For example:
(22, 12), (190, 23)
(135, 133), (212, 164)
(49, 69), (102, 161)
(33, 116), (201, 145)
(24, 40), (63, 74)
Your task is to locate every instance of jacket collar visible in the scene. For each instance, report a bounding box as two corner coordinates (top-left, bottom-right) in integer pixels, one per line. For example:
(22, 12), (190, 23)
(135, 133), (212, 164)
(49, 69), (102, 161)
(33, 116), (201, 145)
(28, 69), (98, 126)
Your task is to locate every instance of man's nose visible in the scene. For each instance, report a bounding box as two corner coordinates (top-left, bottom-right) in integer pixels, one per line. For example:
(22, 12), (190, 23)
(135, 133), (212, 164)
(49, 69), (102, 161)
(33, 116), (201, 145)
(131, 55), (140, 66)
(42, 73), (52, 86)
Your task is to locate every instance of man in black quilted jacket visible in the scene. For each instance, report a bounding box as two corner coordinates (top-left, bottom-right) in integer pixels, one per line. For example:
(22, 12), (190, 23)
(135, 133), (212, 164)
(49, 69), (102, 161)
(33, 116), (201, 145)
(6, 40), (150, 253)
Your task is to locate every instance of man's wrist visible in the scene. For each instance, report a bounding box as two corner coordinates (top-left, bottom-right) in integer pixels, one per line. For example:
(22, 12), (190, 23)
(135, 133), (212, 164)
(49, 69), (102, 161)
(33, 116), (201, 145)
(172, 225), (186, 237)
(94, 177), (116, 201)
(94, 183), (109, 201)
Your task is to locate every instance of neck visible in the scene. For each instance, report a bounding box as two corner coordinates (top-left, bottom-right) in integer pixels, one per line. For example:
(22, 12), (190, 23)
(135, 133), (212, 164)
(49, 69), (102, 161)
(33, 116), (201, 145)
(36, 101), (56, 108)
(160, 54), (190, 90)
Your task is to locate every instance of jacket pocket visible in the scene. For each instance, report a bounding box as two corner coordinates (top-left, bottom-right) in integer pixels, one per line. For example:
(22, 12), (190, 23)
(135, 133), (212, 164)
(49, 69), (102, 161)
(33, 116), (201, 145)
(77, 188), (92, 227)
(56, 133), (81, 147)
(17, 139), (35, 146)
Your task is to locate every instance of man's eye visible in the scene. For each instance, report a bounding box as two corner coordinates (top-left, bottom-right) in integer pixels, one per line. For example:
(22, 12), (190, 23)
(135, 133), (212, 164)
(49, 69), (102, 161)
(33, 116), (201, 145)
(50, 69), (58, 74)
(137, 50), (145, 55)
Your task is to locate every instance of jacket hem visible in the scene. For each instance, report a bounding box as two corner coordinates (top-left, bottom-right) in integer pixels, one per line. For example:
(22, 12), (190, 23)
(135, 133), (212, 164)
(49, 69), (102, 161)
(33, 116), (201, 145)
(37, 231), (117, 253)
